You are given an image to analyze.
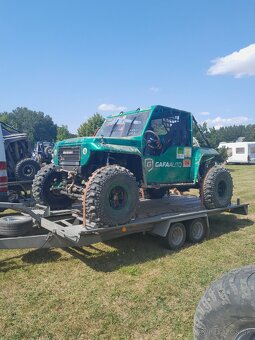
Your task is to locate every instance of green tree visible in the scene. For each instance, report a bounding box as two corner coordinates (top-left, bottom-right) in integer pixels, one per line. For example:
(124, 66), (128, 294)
(216, 146), (228, 162)
(57, 125), (75, 141)
(0, 107), (57, 144)
(78, 113), (105, 137)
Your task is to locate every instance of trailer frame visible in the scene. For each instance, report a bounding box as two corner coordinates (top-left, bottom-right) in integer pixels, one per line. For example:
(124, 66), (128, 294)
(0, 195), (249, 250)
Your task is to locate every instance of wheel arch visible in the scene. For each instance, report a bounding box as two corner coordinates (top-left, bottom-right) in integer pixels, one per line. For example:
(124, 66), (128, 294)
(191, 148), (218, 182)
(82, 151), (144, 184)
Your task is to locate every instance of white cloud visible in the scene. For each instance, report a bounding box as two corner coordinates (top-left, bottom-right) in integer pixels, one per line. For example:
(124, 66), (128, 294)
(149, 86), (160, 92)
(205, 116), (249, 129)
(199, 111), (210, 116)
(98, 103), (126, 112)
(207, 44), (255, 78)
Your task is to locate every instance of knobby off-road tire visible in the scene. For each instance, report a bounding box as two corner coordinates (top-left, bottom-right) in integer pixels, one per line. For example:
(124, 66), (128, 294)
(200, 166), (233, 209)
(0, 215), (33, 237)
(144, 187), (167, 199)
(44, 146), (53, 156)
(15, 158), (40, 181)
(32, 164), (73, 210)
(85, 165), (139, 227)
(194, 265), (255, 340)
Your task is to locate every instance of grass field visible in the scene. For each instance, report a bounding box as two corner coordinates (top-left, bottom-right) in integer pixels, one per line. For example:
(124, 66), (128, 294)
(0, 165), (254, 339)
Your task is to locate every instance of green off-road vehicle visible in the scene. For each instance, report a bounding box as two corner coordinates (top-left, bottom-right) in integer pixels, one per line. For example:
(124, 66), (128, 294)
(32, 105), (233, 227)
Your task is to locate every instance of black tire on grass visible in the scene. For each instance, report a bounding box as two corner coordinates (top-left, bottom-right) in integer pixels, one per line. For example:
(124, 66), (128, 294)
(194, 265), (255, 340)
(85, 165), (139, 227)
(200, 166), (233, 209)
(32, 164), (73, 210)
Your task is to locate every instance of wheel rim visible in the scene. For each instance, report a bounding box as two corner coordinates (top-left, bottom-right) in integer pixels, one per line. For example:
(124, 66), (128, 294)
(49, 176), (63, 196)
(235, 328), (255, 340)
(22, 164), (35, 177)
(109, 186), (128, 210)
(171, 226), (184, 246)
(218, 180), (227, 197)
(191, 221), (204, 240)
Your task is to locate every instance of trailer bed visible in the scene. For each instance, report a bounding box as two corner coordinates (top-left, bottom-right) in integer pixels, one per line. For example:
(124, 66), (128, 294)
(0, 195), (249, 250)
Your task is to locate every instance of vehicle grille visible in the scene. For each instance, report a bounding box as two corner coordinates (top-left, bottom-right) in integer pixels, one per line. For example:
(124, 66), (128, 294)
(58, 146), (81, 166)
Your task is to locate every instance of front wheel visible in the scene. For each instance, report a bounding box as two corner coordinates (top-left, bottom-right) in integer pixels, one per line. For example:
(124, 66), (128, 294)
(85, 165), (139, 227)
(15, 158), (40, 181)
(32, 164), (73, 210)
(164, 222), (186, 250)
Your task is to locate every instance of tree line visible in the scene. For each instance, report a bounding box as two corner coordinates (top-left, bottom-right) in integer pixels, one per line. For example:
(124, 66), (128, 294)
(194, 122), (255, 149)
(0, 107), (105, 144)
(0, 107), (254, 148)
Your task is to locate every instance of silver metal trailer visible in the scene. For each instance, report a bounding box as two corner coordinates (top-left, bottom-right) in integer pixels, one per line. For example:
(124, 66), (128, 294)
(0, 195), (249, 251)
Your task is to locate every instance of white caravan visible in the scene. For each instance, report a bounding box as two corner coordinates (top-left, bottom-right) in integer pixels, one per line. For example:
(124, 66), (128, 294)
(219, 141), (255, 164)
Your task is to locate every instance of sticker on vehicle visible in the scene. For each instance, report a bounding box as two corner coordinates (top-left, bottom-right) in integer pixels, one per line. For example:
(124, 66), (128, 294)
(145, 158), (154, 172)
(176, 147), (184, 159)
(184, 147), (192, 158)
(183, 159), (191, 167)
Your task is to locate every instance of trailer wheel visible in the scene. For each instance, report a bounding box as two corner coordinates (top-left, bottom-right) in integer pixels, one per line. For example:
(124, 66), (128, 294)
(200, 166), (233, 209)
(15, 158), (40, 181)
(85, 165), (139, 227)
(164, 222), (186, 250)
(0, 215), (33, 236)
(186, 218), (207, 243)
(144, 187), (167, 199)
(32, 164), (73, 210)
(194, 265), (255, 340)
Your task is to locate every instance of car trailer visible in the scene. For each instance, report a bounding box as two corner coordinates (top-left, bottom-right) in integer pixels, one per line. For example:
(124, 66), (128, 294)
(0, 195), (249, 251)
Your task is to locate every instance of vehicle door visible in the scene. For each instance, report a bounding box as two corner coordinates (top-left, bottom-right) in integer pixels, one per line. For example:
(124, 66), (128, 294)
(142, 110), (192, 185)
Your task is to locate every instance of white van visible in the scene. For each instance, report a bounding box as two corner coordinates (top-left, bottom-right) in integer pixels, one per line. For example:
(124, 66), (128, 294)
(219, 141), (255, 164)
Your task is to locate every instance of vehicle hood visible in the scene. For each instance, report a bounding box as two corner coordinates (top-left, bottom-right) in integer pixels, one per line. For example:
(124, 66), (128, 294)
(56, 136), (142, 156)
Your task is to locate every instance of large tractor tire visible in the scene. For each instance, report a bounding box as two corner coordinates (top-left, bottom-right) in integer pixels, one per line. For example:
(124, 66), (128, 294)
(85, 165), (139, 227)
(200, 166), (233, 209)
(32, 164), (73, 210)
(144, 187), (167, 199)
(194, 265), (255, 340)
(15, 158), (40, 181)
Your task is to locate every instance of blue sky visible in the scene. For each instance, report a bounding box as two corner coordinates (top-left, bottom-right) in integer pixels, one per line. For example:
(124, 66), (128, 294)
(0, 0), (254, 132)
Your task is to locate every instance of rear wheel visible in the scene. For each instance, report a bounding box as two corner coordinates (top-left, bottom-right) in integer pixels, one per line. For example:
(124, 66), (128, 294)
(85, 165), (139, 227)
(186, 218), (207, 243)
(200, 166), (233, 209)
(32, 164), (73, 210)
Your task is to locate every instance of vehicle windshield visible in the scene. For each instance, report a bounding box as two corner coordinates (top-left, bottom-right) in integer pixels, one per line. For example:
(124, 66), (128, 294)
(97, 110), (150, 137)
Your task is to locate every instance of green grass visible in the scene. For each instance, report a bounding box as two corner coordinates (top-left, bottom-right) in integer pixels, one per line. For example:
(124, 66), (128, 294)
(0, 165), (255, 339)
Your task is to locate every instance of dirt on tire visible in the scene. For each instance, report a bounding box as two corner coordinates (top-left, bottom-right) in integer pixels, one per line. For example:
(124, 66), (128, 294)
(32, 164), (73, 210)
(200, 166), (233, 209)
(85, 165), (139, 227)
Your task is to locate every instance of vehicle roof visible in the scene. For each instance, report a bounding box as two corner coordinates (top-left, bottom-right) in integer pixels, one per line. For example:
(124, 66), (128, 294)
(106, 105), (191, 118)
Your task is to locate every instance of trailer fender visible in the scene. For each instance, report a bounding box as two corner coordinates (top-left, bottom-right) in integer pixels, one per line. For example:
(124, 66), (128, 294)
(151, 214), (209, 238)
